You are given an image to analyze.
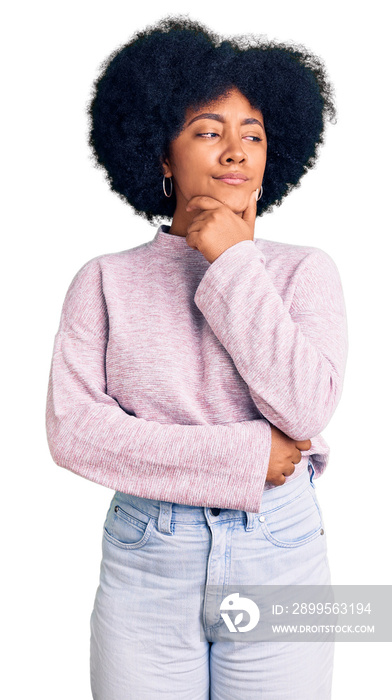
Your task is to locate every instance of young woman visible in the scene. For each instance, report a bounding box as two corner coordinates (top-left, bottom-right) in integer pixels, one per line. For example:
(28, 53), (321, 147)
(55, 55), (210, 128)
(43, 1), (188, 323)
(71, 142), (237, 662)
(46, 16), (348, 699)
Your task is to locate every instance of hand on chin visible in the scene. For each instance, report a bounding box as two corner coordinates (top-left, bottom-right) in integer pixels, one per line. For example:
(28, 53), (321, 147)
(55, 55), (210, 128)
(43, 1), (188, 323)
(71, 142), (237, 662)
(184, 189), (258, 264)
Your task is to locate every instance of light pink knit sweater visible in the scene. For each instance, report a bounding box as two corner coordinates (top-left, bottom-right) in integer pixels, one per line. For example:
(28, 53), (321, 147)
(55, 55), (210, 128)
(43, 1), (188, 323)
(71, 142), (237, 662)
(45, 225), (348, 512)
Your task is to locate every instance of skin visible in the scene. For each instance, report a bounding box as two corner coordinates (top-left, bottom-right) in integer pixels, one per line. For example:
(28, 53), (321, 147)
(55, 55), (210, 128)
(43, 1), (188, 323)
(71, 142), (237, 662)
(162, 87), (311, 485)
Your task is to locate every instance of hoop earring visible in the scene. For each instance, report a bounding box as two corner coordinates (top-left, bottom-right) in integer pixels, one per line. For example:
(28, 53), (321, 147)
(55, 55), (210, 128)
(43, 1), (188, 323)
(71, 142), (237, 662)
(163, 176), (173, 198)
(256, 186), (263, 202)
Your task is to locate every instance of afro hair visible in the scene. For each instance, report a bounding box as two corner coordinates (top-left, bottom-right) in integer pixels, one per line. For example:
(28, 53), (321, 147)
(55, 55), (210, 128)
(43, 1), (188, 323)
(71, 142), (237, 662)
(87, 15), (336, 223)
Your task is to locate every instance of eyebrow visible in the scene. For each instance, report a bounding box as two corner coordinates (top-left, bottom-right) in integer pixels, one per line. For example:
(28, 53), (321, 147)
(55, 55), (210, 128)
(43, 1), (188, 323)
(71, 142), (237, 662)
(187, 113), (264, 129)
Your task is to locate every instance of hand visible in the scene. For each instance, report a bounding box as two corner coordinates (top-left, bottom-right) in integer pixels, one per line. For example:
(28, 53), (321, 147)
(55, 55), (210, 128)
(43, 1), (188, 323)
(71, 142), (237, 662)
(185, 189), (259, 264)
(266, 425), (312, 486)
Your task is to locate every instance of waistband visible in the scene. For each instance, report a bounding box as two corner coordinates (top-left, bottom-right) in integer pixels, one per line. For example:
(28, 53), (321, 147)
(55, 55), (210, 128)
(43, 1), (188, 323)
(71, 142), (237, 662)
(113, 460), (316, 535)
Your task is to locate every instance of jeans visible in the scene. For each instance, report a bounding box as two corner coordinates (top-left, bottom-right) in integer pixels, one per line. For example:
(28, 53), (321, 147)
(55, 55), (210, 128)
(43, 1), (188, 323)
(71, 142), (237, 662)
(90, 460), (334, 699)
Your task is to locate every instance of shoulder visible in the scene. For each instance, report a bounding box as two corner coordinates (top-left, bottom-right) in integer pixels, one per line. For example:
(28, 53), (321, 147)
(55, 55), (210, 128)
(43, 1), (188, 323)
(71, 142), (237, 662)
(254, 235), (341, 281)
(254, 235), (333, 266)
(68, 239), (153, 286)
(253, 236), (344, 310)
(58, 243), (149, 319)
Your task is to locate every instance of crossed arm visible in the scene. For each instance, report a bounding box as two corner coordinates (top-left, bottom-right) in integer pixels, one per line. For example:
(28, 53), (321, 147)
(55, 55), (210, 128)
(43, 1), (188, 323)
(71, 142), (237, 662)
(46, 238), (347, 510)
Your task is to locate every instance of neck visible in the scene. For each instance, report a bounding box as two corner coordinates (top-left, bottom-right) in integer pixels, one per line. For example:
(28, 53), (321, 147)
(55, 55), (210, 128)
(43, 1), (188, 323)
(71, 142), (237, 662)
(167, 191), (192, 237)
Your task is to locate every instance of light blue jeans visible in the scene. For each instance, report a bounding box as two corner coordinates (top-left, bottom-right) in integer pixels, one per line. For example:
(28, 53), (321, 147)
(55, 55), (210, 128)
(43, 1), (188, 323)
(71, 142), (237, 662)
(90, 461), (334, 699)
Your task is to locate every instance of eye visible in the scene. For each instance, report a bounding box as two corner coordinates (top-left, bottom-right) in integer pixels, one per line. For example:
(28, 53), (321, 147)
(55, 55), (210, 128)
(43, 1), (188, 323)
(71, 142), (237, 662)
(197, 132), (220, 138)
(244, 135), (262, 142)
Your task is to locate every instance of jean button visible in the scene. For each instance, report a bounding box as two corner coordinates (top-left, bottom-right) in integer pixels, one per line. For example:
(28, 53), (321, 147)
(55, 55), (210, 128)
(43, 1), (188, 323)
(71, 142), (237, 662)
(210, 508), (221, 516)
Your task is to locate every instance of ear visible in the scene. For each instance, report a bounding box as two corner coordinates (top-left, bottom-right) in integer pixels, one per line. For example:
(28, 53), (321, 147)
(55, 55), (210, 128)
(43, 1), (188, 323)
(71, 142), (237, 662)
(160, 155), (173, 179)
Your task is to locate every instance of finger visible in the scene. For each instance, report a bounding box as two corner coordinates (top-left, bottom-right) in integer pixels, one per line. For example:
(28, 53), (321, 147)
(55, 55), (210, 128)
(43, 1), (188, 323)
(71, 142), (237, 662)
(283, 464), (296, 477)
(242, 189), (258, 225)
(185, 230), (200, 249)
(186, 228), (202, 240)
(186, 196), (223, 212)
(292, 448), (302, 465)
(295, 439), (312, 451)
(188, 210), (211, 224)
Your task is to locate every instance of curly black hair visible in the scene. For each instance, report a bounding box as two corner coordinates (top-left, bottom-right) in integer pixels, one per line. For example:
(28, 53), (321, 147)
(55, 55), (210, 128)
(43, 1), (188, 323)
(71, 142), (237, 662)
(87, 16), (336, 223)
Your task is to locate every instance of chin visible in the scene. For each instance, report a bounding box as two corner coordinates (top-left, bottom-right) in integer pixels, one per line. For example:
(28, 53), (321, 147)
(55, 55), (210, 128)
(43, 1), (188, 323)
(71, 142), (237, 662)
(203, 186), (251, 213)
(225, 196), (250, 214)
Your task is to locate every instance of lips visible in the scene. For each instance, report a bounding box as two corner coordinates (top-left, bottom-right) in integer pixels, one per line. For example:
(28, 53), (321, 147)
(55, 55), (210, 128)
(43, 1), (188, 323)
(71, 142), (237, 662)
(213, 172), (249, 185)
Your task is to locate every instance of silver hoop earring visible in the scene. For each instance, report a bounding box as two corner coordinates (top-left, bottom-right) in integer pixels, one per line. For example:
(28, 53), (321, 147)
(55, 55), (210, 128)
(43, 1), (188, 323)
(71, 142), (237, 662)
(256, 186), (263, 201)
(163, 176), (173, 198)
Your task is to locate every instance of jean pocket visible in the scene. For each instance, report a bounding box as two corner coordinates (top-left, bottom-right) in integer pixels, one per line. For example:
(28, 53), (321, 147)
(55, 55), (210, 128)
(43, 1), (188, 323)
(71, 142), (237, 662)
(103, 498), (155, 550)
(260, 487), (324, 549)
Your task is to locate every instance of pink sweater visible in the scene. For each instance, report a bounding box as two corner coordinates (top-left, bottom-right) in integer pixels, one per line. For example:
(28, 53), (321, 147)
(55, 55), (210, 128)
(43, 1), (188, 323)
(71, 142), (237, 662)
(45, 225), (348, 512)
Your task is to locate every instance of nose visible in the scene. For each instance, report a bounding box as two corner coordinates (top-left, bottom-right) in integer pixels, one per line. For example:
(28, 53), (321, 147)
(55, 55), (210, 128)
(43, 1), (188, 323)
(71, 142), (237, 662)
(219, 133), (247, 165)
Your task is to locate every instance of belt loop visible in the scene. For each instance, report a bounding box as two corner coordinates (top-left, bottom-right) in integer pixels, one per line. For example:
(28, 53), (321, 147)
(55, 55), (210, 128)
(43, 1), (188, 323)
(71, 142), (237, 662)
(245, 511), (255, 532)
(158, 501), (173, 535)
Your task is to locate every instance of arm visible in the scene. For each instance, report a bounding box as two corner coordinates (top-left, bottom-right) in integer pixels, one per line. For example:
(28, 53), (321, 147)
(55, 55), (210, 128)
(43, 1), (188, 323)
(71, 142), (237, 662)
(194, 240), (348, 441)
(45, 257), (272, 512)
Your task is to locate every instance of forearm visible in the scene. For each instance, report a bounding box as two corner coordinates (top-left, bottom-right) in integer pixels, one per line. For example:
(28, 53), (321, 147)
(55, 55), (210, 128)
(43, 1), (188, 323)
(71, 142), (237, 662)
(46, 348), (272, 512)
(194, 240), (348, 440)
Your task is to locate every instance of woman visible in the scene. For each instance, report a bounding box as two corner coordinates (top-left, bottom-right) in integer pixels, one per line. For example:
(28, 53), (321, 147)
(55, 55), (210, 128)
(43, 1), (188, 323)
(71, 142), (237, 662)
(46, 16), (348, 700)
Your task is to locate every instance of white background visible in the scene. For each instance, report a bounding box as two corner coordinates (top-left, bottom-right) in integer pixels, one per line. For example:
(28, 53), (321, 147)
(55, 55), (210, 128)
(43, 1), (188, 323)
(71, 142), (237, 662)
(2, 1), (391, 698)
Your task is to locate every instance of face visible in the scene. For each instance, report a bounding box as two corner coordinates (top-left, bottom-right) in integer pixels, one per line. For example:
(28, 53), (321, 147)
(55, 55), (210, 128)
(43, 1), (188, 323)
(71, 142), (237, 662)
(162, 87), (267, 222)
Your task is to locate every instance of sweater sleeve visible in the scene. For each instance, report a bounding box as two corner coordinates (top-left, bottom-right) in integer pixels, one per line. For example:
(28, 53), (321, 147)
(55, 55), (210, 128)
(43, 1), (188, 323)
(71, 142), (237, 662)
(45, 257), (271, 512)
(194, 240), (348, 441)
